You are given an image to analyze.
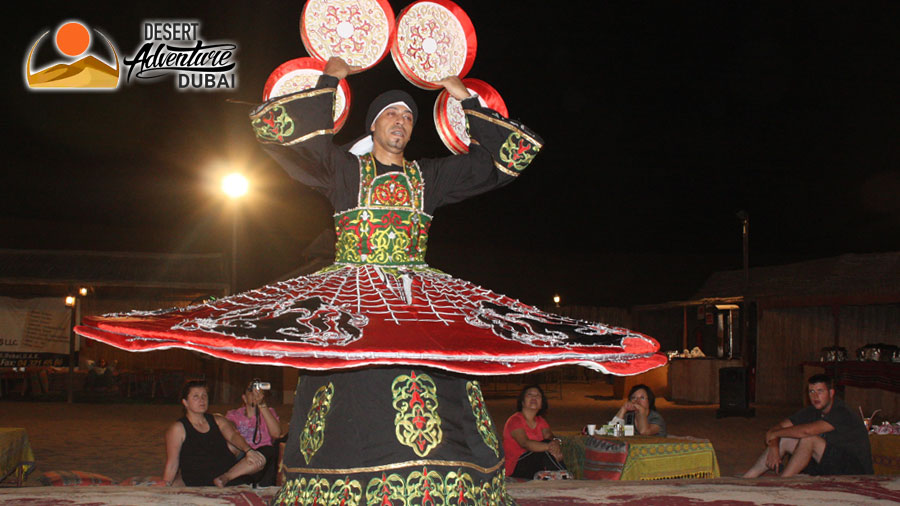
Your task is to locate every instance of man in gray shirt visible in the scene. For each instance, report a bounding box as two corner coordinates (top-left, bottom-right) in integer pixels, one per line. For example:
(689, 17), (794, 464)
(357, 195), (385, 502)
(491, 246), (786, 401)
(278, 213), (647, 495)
(743, 374), (872, 477)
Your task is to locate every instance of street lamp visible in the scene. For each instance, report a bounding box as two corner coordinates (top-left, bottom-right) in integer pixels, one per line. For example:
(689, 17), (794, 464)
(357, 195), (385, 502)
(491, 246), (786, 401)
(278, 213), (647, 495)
(736, 210), (750, 364)
(222, 173), (249, 294)
(64, 287), (90, 403)
(222, 173), (249, 199)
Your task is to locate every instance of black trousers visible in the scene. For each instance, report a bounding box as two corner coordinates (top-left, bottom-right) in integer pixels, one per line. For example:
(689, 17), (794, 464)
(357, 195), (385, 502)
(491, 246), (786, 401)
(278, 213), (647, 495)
(510, 440), (567, 479)
(229, 444), (279, 487)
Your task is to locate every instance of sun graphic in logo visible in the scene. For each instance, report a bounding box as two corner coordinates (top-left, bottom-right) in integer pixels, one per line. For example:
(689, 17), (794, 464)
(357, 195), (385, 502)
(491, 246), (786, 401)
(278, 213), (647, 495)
(25, 20), (120, 90)
(56, 22), (91, 57)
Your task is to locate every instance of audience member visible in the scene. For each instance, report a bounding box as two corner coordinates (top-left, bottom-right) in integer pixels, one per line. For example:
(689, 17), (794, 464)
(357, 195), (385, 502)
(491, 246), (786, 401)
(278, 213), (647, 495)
(502, 384), (567, 479)
(608, 384), (666, 436)
(742, 374), (872, 477)
(84, 359), (117, 391)
(225, 379), (282, 486)
(162, 380), (266, 487)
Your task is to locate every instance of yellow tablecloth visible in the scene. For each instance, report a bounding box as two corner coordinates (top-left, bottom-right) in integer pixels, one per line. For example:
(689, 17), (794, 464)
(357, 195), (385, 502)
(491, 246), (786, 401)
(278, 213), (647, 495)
(617, 436), (720, 480)
(1, 427), (35, 486)
(870, 433), (900, 475)
(563, 435), (720, 480)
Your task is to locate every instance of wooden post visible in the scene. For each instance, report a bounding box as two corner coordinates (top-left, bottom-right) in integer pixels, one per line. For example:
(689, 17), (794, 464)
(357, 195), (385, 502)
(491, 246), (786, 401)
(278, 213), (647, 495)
(831, 305), (841, 347)
(66, 297), (78, 404)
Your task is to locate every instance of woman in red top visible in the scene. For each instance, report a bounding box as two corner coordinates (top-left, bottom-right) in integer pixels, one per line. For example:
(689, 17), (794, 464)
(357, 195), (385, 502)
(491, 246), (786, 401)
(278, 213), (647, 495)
(502, 385), (566, 478)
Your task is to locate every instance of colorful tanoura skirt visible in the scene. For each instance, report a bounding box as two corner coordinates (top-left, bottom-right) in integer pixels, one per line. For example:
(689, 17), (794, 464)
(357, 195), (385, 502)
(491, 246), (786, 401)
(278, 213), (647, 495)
(76, 264), (665, 376)
(76, 263), (665, 505)
(274, 367), (510, 505)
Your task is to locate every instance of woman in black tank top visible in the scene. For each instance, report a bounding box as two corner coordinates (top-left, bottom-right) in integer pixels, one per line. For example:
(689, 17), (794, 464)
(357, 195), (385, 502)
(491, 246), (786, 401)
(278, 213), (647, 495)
(162, 380), (267, 487)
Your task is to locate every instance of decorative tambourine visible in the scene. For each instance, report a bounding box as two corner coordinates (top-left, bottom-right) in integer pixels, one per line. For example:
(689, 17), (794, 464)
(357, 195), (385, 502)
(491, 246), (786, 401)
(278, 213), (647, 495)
(390, 0), (477, 90)
(262, 57), (352, 132)
(300, 0), (395, 72)
(434, 78), (507, 154)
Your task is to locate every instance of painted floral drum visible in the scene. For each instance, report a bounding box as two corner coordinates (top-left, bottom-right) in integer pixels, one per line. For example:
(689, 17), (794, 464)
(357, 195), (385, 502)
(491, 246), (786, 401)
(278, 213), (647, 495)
(300, 0), (395, 72)
(434, 78), (508, 154)
(262, 57), (352, 132)
(390, 0), (476, 90)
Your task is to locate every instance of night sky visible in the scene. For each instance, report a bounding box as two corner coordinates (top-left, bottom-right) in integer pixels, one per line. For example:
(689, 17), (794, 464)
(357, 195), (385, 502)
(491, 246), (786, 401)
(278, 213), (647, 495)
(7, 1), (900, 307)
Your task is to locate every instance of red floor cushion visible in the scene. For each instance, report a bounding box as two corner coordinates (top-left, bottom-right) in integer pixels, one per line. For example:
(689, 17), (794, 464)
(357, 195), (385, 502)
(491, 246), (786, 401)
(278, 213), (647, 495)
(40, 470), (118, 486)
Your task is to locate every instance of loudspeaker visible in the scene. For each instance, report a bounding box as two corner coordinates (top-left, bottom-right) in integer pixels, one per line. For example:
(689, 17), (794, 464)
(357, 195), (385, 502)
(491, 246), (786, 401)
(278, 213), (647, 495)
(717, 366), (755, 418)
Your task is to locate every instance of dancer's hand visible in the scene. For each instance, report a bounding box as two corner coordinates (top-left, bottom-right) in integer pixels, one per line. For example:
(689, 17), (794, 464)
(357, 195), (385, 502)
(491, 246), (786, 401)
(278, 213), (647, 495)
(435, 76), (471, 100)
(323, 57), (357, 80)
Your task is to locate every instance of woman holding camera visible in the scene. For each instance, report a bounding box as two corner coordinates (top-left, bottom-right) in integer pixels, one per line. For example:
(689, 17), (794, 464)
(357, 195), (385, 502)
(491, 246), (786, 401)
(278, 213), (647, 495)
(225, 379), (283, 486)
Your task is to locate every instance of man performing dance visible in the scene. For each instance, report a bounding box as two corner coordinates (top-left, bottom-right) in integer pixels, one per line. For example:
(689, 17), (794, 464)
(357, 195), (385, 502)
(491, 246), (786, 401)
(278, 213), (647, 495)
(250, 56), (542, 503)
(743, 374), (872, 478)
(77, 54), (664, 503)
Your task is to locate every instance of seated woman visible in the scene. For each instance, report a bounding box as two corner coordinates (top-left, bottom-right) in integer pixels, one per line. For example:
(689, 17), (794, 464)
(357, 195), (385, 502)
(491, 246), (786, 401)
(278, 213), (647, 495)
(609, 384), (667, 436)
(225, 379), (283, 486)
(502, 384), (567, 479)
(163, 380), (266, 487)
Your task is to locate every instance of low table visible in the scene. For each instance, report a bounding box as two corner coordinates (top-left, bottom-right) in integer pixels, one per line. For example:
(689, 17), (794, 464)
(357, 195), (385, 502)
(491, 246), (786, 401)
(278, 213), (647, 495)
(0, 428), (35, 486)
(870, 433), (900, 475)
(562, 435), (720, 480)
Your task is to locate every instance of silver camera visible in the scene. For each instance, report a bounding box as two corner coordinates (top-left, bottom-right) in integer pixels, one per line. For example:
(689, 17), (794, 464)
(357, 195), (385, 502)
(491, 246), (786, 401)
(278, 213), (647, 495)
(251, 380), (271, 391)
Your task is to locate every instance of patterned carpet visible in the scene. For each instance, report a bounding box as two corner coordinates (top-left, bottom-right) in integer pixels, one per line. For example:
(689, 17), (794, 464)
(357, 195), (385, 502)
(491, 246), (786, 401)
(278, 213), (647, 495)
(1, 475), (898, 505)
(509, 475), (900, 505)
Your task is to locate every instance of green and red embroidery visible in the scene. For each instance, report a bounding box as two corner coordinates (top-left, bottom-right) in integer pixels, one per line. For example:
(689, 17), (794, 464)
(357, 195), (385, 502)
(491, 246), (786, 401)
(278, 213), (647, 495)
(334, 209), (431, 265)
(274, 476), (362, 506)
(371, 175), (412, 206)
(300, 382), (335, 464)
(466, 381), (500, 457)
(334, 154), (431, 265)
(406, 466), (444, 505)
(359, 154), (424, 210)
(499, 132), (540, 172)
(392, 371), (442, 457)
(365, 467), (507, 506)
(365, 472), (406, 505)
(252, 105), (295, 143)
(277, 467), (509, 505)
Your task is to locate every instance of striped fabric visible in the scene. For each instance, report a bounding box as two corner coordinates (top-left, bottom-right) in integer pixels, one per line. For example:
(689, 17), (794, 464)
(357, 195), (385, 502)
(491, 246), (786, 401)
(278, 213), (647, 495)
(39, 470), (118, 486)
(583, 437), (629, 480)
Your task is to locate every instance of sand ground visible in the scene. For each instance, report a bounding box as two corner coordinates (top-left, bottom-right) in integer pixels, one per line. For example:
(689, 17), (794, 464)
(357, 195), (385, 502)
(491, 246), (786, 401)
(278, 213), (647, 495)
(1, 381), (796, 486)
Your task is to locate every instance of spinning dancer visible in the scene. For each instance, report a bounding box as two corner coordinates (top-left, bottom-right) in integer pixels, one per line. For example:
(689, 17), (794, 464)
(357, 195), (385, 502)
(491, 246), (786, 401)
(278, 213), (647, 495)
(77, 56), (664, 503)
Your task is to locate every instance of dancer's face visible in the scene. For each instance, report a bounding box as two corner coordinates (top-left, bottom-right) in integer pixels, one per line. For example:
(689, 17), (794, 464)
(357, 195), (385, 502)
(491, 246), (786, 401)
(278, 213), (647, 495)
(808, 382), (834, 412)
(371, 105), (413, 154)
(182, 386), (209, 414)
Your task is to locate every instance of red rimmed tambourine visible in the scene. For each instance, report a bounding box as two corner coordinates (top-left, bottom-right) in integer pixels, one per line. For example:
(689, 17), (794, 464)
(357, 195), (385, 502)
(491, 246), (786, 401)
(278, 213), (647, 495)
(262, 57), (352, 132)
(300, 0), (396, 73)
(390, 0), (477, 90)
(434, 78), (507, 154)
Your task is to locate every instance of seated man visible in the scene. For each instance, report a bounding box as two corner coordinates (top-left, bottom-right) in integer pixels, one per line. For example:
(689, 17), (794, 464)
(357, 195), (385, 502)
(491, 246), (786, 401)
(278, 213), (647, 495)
(84, 359), (116, 391)
(743, 373), (872, 477)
